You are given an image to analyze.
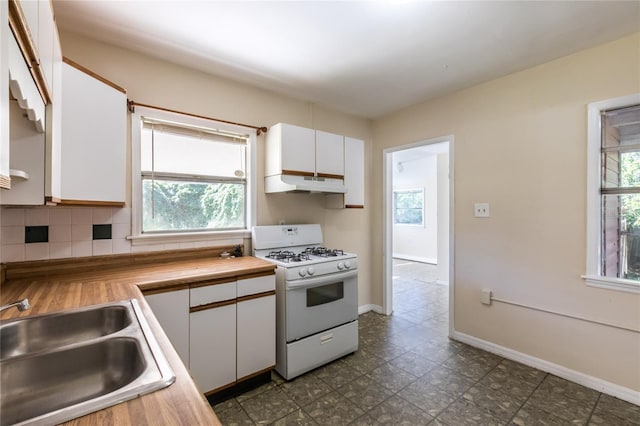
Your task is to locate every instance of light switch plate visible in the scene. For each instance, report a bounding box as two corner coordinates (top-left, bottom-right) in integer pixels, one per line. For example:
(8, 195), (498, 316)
(474, 203), (490, 217)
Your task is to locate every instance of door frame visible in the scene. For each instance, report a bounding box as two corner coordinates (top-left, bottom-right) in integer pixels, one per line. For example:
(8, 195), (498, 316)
(382, 135), (455, 337)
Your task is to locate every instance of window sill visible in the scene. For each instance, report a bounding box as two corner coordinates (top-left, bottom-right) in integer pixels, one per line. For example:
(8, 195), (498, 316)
(581, 275), (640, 294)
(128, 230), (251, 247)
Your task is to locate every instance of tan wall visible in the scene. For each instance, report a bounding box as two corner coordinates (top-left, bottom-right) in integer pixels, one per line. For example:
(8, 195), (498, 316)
(373, 33), (640, 391)
(57, 31), (374, 306)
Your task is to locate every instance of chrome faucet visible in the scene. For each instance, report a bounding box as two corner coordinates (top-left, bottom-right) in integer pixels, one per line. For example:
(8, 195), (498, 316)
(0, 298), (30, 313)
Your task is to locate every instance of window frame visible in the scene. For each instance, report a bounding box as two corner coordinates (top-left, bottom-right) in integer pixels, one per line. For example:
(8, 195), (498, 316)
(393, 188), (425, 227)
(584, 93), (640, 294)
(130, 106), (256, 245)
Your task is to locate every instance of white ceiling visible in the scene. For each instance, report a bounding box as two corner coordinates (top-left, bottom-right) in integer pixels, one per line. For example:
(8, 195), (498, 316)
(52, 1), (640, 119)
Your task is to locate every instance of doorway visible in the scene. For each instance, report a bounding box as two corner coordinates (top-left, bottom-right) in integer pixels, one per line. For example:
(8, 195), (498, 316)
(383, 136), (454, 337)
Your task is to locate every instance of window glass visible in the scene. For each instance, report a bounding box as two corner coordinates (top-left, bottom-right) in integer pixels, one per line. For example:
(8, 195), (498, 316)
(394, 189), (424, 225)
(138, 116), (249, 234)
(599, 105), (640, 281)
(142, 179), (245, 232)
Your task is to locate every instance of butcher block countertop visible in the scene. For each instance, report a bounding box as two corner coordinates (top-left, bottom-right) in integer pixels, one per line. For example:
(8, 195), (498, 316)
(0, 247), (277, 426)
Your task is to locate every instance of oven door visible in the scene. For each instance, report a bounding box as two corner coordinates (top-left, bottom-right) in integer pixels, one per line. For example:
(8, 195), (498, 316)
(285, 270), (358, 342)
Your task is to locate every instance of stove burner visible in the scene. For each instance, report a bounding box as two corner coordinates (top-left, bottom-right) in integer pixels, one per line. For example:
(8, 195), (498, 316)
(266, 250), (311, 263)
(304, 247), (345, 257)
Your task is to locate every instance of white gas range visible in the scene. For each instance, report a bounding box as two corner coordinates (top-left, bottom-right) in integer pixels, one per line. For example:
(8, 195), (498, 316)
(252, 224), (359, 380)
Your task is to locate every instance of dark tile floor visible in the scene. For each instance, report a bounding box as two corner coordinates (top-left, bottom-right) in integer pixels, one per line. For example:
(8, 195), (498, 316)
(213, 260), (640, 425)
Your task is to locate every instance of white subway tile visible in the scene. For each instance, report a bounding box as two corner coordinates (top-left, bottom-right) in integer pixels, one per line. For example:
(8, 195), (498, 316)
(49, 242), (72, 259)
(49, 225), (72, 242)
(112, 207), (131, 224)
(112, 223), (130, 239)
(1, 208), (25, 226)
(2, 244), (25, 262)
(92, 208), (113, 224)
(71, 224), (92, 242)
(25, 242), (49, 261)
(25, 209), (49, 226)
(71, 208), (93, 225)
(112, 238), (131, 254)
(71, 241), (92, 257)
(49, 208), (72, 225)
(1, 226), (24, 245)
(92, 240), (113, 256)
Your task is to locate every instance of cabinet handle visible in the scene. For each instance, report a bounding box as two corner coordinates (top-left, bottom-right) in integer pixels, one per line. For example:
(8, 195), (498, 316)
(237, 290), (276, 303)
(189, 299), (235, 313)
(320, 333), (333, 344)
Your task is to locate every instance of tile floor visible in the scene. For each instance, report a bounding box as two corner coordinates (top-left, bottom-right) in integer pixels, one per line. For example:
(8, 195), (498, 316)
(213, 260), (640, 425)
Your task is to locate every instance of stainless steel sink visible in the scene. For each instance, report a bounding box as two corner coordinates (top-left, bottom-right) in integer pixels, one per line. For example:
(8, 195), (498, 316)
(1, 304), (131, 360)
(0, 300), (175, 426)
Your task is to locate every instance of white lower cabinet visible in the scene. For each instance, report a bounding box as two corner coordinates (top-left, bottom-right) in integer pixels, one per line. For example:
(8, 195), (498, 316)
(144, 271), (276, 395)
(144, 288), (190, 366)
(190, 303), (236, 393)
(237, 294), (276, 379)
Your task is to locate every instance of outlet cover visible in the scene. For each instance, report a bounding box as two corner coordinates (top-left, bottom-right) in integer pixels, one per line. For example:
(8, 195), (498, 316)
(474, 203), (490, 217)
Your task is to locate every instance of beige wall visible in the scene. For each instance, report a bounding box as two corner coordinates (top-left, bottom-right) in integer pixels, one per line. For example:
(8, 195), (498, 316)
(57, 31), (374, 306)
(373, 34), (640, 392)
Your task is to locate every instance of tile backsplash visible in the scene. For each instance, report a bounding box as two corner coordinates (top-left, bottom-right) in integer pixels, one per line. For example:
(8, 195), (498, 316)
(1, 206), (132, 262)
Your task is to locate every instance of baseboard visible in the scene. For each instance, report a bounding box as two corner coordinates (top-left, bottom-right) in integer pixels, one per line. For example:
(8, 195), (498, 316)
(392, 254), (437, 265)
(452, 331), (640, 406)
(435, 280), (449, 286)
(358, 304), (385, 315)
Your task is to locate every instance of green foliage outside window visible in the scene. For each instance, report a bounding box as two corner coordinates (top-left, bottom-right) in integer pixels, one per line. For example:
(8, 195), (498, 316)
(394, 189), (424, 225)
(142, 180), (244, 232)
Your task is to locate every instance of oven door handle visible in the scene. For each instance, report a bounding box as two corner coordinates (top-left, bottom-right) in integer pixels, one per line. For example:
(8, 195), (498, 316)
(287, 270), (357, 290)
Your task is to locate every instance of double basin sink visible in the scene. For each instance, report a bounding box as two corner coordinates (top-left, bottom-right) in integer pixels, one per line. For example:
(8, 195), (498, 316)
(0, 300), (175, 426)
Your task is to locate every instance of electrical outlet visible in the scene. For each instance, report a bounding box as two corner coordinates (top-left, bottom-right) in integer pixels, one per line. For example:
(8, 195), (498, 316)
(474, 203), (490, 217)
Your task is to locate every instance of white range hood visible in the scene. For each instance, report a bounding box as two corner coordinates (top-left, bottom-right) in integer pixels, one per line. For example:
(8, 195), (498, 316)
(265, 174), (346, 194)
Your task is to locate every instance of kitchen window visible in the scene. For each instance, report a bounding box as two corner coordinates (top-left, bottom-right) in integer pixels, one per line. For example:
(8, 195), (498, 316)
(393, 188), (424, 226)
(584, 94), (640, 293)
(131, 106), (256, 243)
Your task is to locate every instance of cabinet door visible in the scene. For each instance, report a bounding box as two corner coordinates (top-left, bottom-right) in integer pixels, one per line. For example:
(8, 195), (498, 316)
(0, 0), (10, 189)
(0, 102), (45, 205)
(145, 289), (190, 366)
(60, 62), (126, 204)
(344, 137), (364, 208)
(237, 294), (276, 379)
(190, 304), (236, 393)
(315, 130), (344, 178)
(280, 123), (315, 175)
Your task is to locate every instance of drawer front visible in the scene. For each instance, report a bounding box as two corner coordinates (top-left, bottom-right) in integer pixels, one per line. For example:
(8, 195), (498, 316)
(237, 274), (275, 298)
(190, 281), (236, 307)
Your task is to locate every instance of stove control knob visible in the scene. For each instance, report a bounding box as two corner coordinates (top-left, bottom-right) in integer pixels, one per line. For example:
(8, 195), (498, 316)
(307, 266), (315, 276)
(299, 268), (307, 277)
(344, 261), (351, 269)
(337, 262), (344, 270)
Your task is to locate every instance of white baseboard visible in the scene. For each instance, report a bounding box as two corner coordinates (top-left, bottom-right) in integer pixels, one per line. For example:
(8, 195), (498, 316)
(435, 280), (449, 286)
(393, 254), (437, 265)
(358, 304), (384, 315)
(452, 331), (640, 406)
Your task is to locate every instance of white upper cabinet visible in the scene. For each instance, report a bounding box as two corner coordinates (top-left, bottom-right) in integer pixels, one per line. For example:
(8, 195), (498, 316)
(45, 25), (62, 202)
(59, 61), (126, 205)
(0, 102), (45, 205)
(344, 137), (364, 207)
(1, 2), (10, 189)
(266, 123), (315, 176)
(315, 130), (344, 178)
(326, 137), (365, 209)
(266, 123), (345, 178)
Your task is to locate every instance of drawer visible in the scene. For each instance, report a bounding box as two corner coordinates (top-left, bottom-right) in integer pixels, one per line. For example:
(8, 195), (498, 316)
(190, 281), (236, 307)
(237, 274), (275, 297)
